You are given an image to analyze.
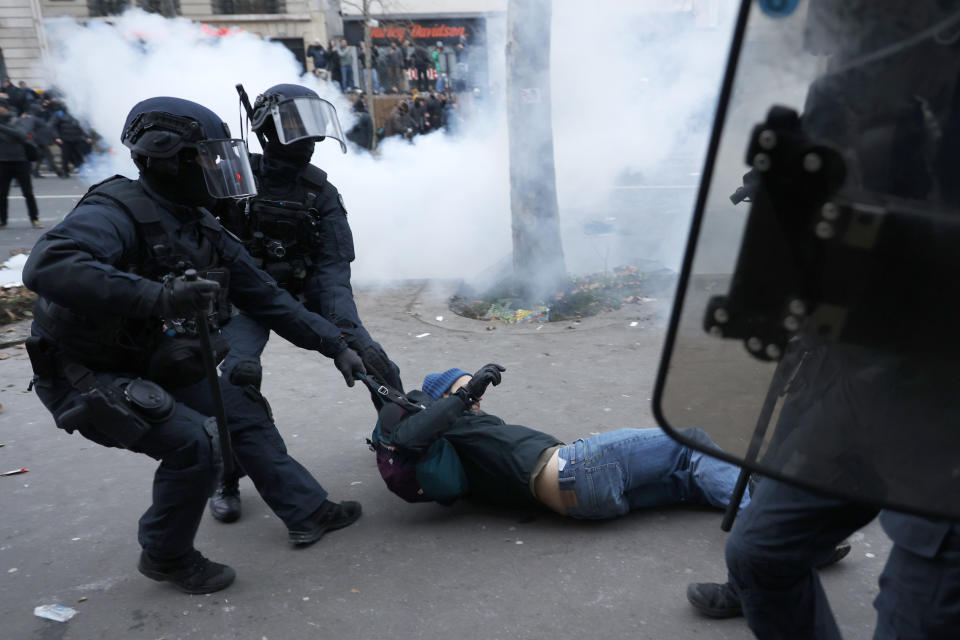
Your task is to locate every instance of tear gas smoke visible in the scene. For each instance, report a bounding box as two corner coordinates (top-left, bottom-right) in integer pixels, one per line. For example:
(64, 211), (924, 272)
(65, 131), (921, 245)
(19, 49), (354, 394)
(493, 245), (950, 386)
(41, 3), (738, 286)
(550, 1), (737, 276)
(44, 10), (511, 284)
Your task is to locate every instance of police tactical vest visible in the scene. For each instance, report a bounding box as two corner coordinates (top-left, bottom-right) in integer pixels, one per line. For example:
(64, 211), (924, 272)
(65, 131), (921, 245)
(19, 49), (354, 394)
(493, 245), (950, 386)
(85, 176), (231, 313)
(33, 176), (229, 373)
(229, 155), (330, 296)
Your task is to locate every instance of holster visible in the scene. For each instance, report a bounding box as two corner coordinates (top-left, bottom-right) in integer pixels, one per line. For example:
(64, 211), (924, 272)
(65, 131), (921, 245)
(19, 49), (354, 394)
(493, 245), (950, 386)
(25, 335), (57, 381)
(54, 362), (161, 449)
(56, 363), (155, 449)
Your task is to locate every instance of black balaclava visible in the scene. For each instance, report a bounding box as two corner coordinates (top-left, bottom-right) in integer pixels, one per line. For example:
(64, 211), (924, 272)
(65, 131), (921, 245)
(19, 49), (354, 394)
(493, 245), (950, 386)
(137, 150), (214, 209)
(264, 137), (316, 166)
(261, 115), (316, 167)
(260, 118), (315, 196)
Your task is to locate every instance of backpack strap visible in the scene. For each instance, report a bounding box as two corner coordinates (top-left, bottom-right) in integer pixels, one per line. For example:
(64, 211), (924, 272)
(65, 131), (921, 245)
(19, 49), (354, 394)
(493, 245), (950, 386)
(357, 372), (424, 413)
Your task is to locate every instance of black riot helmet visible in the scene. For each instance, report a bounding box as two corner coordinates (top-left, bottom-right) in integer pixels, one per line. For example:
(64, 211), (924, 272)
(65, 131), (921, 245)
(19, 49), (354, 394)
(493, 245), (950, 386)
(122, 96), (256, 200)
(249, 84), (347, 153)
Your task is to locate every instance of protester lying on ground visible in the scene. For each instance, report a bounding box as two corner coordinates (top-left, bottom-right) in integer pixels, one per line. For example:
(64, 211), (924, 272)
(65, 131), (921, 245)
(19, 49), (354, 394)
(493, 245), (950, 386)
(365, 365), (751, 517)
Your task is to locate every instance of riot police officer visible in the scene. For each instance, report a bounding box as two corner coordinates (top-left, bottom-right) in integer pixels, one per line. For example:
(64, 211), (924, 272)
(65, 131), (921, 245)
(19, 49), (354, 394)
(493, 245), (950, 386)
(23, 97), (365, 594)
(209, 83), (402, 522)
(665, 1), (960, 636)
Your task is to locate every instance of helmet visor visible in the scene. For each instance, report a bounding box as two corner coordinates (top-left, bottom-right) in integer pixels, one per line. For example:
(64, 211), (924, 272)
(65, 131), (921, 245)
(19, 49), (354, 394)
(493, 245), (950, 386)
(194, 139), (257, 199)
(271, 96), (347, 152)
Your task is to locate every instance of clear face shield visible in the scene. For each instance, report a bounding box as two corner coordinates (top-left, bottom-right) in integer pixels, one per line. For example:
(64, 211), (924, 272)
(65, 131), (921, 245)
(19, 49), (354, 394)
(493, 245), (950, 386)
(194, 139), (257, 199)
(270, 96), (347, 153)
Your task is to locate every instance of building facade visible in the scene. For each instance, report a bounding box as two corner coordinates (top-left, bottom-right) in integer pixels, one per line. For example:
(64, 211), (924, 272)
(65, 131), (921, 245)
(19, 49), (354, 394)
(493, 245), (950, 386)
(0, 0), (343, 87)
(0, 0), (729, 90)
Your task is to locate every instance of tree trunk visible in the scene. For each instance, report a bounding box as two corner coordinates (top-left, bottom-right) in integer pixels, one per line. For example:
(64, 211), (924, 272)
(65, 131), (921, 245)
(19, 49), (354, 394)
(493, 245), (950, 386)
(506, 0), (565, 302)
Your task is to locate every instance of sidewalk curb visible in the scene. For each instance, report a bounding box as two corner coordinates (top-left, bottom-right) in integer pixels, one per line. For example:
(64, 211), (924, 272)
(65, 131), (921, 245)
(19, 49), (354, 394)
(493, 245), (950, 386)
(402, 279), (670, 336)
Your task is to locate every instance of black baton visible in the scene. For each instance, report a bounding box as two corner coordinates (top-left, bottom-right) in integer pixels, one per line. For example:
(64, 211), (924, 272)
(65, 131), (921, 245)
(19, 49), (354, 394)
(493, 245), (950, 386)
(185, 269), (235, 477)
(236, 83), (267, 149)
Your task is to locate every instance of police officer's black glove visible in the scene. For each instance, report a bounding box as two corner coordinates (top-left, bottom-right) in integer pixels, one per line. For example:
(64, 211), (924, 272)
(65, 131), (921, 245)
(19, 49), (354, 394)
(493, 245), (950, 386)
(333, 347), (367, 387)
(455, 363), (506, 405)
(157, 275), (220, 319)
(354, 342), (403, 391)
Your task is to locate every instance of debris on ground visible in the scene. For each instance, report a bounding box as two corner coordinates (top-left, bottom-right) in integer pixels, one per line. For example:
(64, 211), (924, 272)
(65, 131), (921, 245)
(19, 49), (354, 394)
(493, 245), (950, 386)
(0, 468), (29, 476)
(0, 287), (36, 326)
(484, 302), (550, 324)
(450, 265), (676, 323)
(34, 604), (77, 622)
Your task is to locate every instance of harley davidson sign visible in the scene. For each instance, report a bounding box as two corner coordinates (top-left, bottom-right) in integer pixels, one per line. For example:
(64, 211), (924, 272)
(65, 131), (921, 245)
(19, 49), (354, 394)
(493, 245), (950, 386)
(344, 17), (484, 46)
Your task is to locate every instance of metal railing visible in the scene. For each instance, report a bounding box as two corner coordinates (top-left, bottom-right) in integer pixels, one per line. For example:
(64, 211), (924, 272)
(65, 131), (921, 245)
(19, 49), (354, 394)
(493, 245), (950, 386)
(87, 0), (180, 17)
(211, 0), (284, 14)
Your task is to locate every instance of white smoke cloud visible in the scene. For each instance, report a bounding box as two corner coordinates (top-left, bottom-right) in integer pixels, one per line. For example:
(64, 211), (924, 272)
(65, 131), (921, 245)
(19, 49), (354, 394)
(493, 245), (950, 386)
(44, 10), (354, 171)
(43, 9), (511, 283)
(550, 1), (737, 274)
(41, 2), (737, 285)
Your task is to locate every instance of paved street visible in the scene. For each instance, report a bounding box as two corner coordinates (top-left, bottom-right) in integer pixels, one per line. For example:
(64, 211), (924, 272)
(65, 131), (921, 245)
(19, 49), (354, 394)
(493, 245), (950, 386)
(0, 174), (891, 639)
(0, 173), (88, 259)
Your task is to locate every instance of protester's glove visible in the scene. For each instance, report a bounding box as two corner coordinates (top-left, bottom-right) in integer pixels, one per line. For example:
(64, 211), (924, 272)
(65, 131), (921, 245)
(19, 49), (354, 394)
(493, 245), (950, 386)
(334, 347), (367, 387)
(455, 363), (506, 405)
(157, 275), (220, 319)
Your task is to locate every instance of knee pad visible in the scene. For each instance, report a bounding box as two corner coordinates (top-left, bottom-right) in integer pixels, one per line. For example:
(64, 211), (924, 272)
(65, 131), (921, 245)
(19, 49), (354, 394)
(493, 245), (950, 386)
(242, 385), (274, 423)
(229, 359), (262, 389)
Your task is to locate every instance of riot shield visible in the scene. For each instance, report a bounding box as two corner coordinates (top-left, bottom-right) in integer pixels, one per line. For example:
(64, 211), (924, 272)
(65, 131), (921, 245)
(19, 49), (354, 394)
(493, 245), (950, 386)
(654, 0), (960, 521)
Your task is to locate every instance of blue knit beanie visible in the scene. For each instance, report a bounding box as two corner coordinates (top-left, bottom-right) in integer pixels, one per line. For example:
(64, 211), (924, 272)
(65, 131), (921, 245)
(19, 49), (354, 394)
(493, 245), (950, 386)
(422, 368), (470, 400)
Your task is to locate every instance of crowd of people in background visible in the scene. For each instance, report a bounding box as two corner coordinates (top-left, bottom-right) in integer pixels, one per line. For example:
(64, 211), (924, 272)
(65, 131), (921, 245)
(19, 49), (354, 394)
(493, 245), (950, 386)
(0, 79), (96, 179)
(0, 78), (96, 228)
(306, 35), (475, 97)
(313, 35), (483, 151)
(0, 34), (479, 204)
(342, 89), (464, 151)
(382, 91), (461, 140)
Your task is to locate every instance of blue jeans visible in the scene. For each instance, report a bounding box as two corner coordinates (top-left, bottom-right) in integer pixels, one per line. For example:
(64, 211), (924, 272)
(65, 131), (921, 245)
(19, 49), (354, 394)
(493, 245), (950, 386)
(341, 64), (354, 91)
(556, 428), (748, 519)
(362, 68), (380, 93)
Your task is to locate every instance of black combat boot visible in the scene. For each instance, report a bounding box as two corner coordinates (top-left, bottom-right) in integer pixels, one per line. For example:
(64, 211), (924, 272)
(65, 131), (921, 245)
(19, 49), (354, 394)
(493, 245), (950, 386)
(687, 540), (853, 619)
(687, 581), (742, 618)
(138, 549), (236, 594)
(288, 500), (362, 546)
(817, 539), (852, 568)
(209, 475), (242, 523)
